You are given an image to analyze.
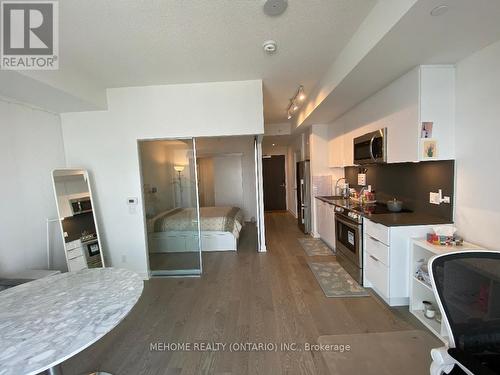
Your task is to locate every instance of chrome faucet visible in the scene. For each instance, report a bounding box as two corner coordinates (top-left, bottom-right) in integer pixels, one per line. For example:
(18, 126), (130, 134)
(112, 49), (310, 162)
(335, 177), (347, 197)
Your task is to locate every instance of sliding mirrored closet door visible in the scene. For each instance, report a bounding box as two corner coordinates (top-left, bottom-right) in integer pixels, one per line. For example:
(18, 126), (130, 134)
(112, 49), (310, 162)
(139, 138), (202, 276)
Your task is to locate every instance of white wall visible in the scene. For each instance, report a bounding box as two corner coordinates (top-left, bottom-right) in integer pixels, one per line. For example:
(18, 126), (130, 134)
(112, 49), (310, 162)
(139, 141), (176, 217)
(213, 155), (244, 211)
(0, 99), (67, 275)
(455, 40), (500, 250)
(61, 80), (263, 277)
(196, 136), (257, 221)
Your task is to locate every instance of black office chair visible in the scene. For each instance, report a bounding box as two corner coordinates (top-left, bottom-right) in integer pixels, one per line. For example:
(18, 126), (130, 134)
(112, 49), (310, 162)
(429, 251), (500, 375)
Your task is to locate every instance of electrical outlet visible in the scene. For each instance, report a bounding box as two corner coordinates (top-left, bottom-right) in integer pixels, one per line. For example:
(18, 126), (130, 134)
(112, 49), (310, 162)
(430, 192), (440, 205)
(358, 173), (366, 186)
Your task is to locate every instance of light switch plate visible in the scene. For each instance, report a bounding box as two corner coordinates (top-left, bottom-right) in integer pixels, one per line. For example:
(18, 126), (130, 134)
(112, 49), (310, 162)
(430, 192), (440, 205)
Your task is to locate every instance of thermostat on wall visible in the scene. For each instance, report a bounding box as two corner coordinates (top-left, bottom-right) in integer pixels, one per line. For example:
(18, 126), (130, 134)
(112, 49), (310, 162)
(127, 197), (138, 214)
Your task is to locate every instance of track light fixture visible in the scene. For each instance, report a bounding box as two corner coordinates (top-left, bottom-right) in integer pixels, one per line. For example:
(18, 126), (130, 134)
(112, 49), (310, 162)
(287, 85), (305, 120)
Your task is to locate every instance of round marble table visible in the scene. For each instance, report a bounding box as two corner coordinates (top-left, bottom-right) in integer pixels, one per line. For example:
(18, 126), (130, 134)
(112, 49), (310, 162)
(0, 268), (143, 375)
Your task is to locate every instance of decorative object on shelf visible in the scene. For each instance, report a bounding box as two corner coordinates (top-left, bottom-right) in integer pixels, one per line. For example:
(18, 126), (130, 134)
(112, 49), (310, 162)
(415, 260), (432, 286)
(426, 226), (463, 246)
(424, 302), (436, 319)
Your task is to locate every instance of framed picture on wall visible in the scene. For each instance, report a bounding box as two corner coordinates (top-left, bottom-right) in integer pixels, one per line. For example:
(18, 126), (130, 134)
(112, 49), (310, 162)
(421, 122), (434, 138)
(422, 139), (438, 159)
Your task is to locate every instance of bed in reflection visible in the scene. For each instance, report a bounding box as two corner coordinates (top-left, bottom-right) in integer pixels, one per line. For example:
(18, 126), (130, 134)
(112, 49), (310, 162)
(147, 206), (244, 252)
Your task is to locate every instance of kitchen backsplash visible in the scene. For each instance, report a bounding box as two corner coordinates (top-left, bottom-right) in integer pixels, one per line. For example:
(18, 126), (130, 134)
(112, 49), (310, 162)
(62, 212), (97, 243)
(345, 160), (454, 221)
(312, 175), (333, 197)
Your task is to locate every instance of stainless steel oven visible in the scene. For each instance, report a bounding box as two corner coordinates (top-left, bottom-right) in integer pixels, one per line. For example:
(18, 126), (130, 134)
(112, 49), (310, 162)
(353, 128), (387, 165)
(334, 206), (363, 284)
(82, 238), (102, 268)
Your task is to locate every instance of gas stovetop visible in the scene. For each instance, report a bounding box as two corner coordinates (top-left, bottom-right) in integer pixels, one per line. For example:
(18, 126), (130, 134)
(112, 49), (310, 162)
(351, 203), (411, 215)
(81, 233), (97, 242)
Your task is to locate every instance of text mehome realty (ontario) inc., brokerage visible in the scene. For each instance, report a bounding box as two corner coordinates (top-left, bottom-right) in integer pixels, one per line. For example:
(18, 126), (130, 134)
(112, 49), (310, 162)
(149, 341), (351, 353)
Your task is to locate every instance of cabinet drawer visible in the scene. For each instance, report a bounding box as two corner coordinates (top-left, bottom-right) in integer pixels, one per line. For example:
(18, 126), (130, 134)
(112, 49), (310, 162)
(366, 253), (389, 298)
(67, 247), (83, 260)
(364, 219), (390, 245)
(365, 234), (390, 266)
(68, 255), (87, 272)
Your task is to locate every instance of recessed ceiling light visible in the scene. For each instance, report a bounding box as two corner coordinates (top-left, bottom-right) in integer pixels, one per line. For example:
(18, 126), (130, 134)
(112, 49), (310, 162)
(263, 0), (288, 17)
(263, 40), (278, 54)
(430, 5), (449, 16)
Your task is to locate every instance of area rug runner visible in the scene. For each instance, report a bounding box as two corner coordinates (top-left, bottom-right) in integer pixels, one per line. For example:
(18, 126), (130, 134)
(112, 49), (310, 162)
(308, 262), (369, 297)
(297, 238), (333, 256)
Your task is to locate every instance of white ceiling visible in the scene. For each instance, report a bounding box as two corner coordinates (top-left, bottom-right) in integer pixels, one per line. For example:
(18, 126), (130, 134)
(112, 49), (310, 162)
(56, 0), (376, 123)
(296, 0), (500, 128)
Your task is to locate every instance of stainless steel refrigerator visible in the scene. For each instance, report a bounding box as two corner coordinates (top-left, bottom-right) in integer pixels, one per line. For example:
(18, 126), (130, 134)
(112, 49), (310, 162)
(296, 160), (311, 233)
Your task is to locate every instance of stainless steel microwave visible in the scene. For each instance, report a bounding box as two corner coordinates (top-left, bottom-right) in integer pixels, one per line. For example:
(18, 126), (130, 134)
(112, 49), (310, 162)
(69, 196), (92, 215)
(353, 128), (387, 165)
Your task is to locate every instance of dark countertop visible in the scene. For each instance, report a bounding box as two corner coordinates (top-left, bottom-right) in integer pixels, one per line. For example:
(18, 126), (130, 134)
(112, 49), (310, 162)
(315, 196), (453, 227)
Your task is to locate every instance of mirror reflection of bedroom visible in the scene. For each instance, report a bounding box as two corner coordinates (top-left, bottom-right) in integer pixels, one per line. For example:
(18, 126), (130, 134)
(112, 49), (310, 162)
(139, 136), (258, 276)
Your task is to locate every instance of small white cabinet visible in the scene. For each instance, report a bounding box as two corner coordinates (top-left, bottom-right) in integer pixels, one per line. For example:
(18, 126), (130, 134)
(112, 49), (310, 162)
(363, 218), (449, 306)
(65, 239), (88, 272)
(408, 239), (483, 343)
(315, 198), (336, 250)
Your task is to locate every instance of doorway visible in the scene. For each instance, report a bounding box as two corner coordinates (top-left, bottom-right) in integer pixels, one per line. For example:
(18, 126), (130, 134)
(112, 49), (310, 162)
(262, 155), (287, 211)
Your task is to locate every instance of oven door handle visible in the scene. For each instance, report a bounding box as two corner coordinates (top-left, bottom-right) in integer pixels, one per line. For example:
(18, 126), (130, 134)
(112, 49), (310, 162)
(335, 215), (360, 230)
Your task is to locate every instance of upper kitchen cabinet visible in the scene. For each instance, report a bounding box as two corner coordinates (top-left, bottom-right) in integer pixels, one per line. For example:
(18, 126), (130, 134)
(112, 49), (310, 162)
(328, 65), (455, 167)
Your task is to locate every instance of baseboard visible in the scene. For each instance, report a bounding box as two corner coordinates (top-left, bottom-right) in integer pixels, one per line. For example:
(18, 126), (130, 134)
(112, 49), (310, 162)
(287, 209), (297, 218)
(311, 231), (320, 239)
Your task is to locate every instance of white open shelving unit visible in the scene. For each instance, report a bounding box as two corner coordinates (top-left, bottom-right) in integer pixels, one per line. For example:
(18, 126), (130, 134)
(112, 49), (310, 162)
(409, 238), (484, 343)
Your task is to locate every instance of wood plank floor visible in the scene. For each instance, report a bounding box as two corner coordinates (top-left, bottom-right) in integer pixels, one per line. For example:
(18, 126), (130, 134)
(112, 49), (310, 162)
(61, 212), (440, 375)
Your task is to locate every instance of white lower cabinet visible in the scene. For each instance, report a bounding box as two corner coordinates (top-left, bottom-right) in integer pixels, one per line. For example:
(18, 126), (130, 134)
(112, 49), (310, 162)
(315, 198), (336, 250)
(65, 239), (88, 272)
(363, 218), (447, 306)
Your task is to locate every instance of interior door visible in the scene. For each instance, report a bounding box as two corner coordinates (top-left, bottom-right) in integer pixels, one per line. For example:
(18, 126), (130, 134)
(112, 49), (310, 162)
(262, 155), (287, 211)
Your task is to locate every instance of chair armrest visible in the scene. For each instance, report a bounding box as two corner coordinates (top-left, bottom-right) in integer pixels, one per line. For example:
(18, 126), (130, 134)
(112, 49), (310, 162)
(448, 348), (497, 375)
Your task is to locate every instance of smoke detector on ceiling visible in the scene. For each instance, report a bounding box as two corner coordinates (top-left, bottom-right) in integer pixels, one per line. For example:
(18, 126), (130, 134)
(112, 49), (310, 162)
(263, 0), (288, 17)
(263, 40), (278, 54)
